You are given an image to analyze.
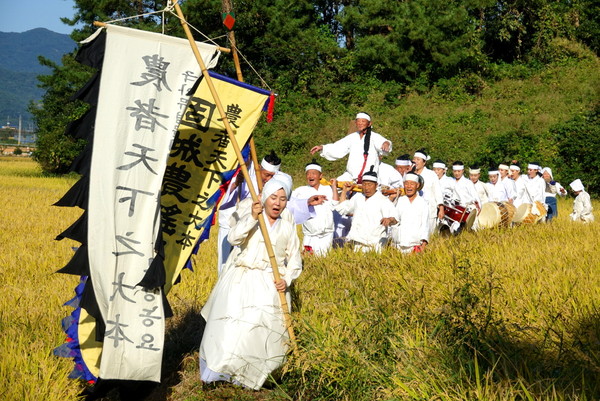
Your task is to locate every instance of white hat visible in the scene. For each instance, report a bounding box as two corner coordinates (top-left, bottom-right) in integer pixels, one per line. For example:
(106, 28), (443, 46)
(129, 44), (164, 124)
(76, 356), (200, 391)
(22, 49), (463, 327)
(261, 158), (281, 173)
(569, 179), (584, 192)
(404, 173), (424, 190)
(542, 167), (553, 179)
(262, 178), (291, 203)
(355, 112), (371, 121)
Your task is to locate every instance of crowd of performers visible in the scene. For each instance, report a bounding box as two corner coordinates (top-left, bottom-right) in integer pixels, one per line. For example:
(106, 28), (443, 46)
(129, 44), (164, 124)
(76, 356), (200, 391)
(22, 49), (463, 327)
(198, 112), (595, 390)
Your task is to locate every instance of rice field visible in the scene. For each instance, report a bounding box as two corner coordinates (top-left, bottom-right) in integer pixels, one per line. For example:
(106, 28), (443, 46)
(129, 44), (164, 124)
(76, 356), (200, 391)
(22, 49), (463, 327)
(1, 156), (599, 401)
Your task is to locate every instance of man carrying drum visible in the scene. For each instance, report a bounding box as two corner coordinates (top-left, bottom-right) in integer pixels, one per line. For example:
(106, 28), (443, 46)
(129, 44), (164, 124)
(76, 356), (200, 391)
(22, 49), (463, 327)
(389, 173), (429, 253)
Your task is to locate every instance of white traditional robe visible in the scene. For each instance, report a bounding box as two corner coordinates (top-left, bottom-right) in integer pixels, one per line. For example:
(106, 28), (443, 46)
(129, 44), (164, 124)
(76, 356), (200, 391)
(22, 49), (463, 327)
(439, 175), (455, 200)
(291, 184), (337, 256)
(473, 180), (490, 204)
(200, 212), (302, 390)
(451, 176), (481, 207)
(501, 176), (517, 202)
(545, 181), (566, 199)
(512, 176), (528, 207)
(378, 162), (404, 189)
(487, 181), (509, 202)
(524, 175), (546, 203)
(389, 195), (429, 253)
(334, 191), (398, 252)
(416, 167), (443, 235)
(570, 191), (594, 223)
(320, 130), (392, 181)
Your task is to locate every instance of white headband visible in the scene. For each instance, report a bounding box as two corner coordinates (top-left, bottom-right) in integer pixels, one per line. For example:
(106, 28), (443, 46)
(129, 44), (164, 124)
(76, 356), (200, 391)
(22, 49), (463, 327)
(395, 159), (412, 166)
(414, 152), (430, 161)
(509, 165), (521, 171)
(355, 112), (371, 121)
(432, 162), (446, 169)
(488, 170), (500, 175)
(305, 163), (322, 172)
(469, 168), (481, 174)
(261, 158), (280, 173)
(498, 164), (509, 170)
(527, 163), (541, 170)
(362, 174), (378, 183)
(452, 165), (464, 171)
(405, 173), (420, 183)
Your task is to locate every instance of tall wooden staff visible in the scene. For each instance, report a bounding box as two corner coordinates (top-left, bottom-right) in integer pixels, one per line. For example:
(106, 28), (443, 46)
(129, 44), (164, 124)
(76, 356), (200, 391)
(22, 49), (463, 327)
(173, 2), (297, 350)
(221, 0), (263, 192)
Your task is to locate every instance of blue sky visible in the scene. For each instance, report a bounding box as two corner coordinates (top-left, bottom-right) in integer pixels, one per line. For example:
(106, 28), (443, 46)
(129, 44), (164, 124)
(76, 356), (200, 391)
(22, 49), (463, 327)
(1, 0), (78, 34)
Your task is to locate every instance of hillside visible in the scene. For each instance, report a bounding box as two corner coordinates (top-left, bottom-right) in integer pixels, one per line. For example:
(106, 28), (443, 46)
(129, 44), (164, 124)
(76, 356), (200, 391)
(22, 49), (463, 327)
(0, 28), (75, 125)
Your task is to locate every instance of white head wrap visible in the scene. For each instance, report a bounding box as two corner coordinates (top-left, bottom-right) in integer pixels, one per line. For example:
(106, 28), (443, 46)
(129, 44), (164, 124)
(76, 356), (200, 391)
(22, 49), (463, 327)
(488, 169), (500, 176)
(262, 178), (291, 204)
(260, 158), (281, 173)
(469, 168), (481, 174)
(361, 173), (378, 183)
(305, 162), (322, 172)
(432, 162), (446, 169)
(395, 159), (412, 166)
(527, 163), (541, 171)
(569, 179), (584, 192)
(414, 151), (430, 161)
(405, 173), (420, 183)
(452, 164), (464, 171)
(542, 167), (553, 179)
(498, 164), (509, 170)
(510, 164), (521, 171)
(355, 112), (371, 121)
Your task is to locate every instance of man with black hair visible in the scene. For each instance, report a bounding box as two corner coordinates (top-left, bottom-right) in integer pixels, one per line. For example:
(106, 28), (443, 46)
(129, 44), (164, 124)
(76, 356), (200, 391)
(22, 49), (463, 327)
(394, 154), (413, 177)
(412, 148), (444, 234)
(310, 112), (392, 182)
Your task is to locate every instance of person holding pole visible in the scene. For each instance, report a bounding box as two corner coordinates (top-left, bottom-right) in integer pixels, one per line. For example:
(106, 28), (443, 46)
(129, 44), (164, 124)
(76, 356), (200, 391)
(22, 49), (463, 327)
(199, 178), (302, 389)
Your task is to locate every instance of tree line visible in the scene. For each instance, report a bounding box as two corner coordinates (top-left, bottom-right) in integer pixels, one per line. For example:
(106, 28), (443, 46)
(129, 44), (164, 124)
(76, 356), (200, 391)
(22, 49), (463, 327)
(31, 0), (599, 194)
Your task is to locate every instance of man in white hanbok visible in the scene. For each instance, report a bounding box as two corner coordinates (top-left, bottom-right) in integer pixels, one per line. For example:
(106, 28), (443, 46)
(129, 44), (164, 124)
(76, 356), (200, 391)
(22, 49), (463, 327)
(499, 163), (516, 204)
(510, 163), (528, 207)
(569, 179), (594, 223)
(450, 161), (481, 208)
(389, 173), (430, 253)
(413, 149), (444, 234)
(200, 178), (302, 390)
(432, 159), (455, 200)
(487, 168), (509, 202)
(291, 160), (339, 256)
(524, 163), (547, 204)
(469, 165), (490, 204)
(394, 154), (413, 178)
(334, 167), (398, 252)
(310, 112), (392, 182)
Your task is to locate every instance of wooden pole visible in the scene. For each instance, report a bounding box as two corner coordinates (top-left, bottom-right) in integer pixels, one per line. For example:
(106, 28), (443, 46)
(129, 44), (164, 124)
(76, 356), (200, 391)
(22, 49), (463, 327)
(221, 0), (262, 192)
(173, 2), (297, 351)
(92, 21), (231, 54)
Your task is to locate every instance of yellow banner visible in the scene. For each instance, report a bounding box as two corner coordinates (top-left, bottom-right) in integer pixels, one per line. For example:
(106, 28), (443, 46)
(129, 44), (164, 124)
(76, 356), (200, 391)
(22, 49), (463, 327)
(160, 73), (270, 293)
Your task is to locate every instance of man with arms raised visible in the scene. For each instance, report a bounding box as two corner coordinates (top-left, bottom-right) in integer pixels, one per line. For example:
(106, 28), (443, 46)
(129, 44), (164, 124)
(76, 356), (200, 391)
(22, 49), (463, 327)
(310, 112), (392, 182)
(334, 167), (398, 252)
(389, 173), (429, 253)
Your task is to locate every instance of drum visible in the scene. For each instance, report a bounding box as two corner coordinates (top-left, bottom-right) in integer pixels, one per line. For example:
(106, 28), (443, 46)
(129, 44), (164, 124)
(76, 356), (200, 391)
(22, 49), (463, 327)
(477, 202), (515, 229)
(513, 201), (547, 224)
(443, 204), (471, 224)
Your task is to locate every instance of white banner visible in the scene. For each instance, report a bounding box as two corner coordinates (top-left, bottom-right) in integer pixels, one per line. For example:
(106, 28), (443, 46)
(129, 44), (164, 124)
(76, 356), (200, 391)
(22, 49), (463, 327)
(87, 25), (219, 382)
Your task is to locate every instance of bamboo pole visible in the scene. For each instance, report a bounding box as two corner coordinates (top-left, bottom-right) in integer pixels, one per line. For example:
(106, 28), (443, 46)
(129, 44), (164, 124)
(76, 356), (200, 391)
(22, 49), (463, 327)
(92, 21), (231, 53)
(221, 0), (262, 192)
(172, 2), (297, 351)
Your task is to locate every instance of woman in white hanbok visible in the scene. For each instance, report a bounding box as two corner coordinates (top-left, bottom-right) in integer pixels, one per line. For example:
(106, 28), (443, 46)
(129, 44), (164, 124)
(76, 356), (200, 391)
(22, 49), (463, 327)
(199, 178), (302, 389)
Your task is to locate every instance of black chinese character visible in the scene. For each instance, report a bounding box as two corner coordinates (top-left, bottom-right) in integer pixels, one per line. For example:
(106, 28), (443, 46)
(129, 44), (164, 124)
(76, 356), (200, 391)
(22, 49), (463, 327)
(206, 149), (228, 170)
(211, 130), (229, 148)
(176, 231), (196, 249)
(105, 314), (134, 348)
(191, 191), (213, 211)
(202, 167), (223, 189)
(162, 163), (191, 203)
(117, 144), (158, 175)
(116, 186), (155, 217)
(223, 103), (242, 128)
(109, 272), (137, 303)
(127, 98), (168, 132)
(113, 232), (145, 258)
(170, 133), (203, 167)
(179, 97), (216, 132)
(161, 203), (182, 236)
(130, 54), (171, 91)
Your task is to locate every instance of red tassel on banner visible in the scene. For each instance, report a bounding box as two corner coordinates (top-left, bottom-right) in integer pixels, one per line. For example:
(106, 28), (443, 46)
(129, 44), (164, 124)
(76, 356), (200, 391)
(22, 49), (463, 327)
(266, 92), (275, 122)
